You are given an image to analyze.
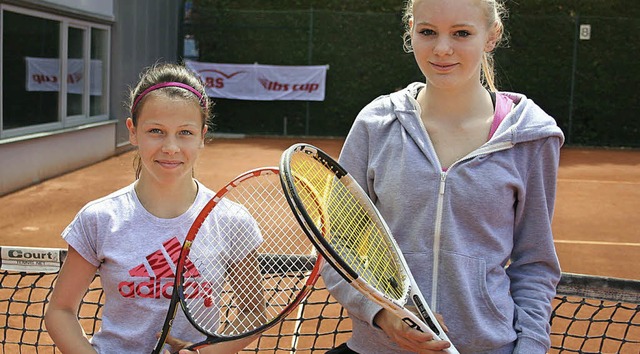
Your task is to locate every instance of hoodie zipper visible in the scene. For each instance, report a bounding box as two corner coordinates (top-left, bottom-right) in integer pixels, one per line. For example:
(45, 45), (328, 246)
(430, 140), (513, 311)
(430, 172), (447, 310)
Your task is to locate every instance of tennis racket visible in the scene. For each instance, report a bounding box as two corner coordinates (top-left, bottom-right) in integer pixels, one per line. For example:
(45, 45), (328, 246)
(152, 167), (322, 354)
(279, 144), (460, 354)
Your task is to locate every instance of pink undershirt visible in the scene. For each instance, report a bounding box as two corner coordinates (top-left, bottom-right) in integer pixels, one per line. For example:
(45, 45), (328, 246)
(489, 93), (514, 139)
(442, 93), (514, 171)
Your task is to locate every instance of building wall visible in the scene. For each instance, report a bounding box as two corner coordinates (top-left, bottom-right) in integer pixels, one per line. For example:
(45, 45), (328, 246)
(0, 122), (116, 194)
(0, 0), (182, 196)
(111, 0), (182, 149)
(40, 0), (114, 18)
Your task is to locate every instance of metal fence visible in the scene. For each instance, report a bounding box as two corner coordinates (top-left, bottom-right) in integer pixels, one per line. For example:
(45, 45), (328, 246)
(193, 9), (640, 147)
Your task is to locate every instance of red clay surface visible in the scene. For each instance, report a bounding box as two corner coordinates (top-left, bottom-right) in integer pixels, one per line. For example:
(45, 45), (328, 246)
(0, 138), (638, 280)
(1, 138), (639, 353)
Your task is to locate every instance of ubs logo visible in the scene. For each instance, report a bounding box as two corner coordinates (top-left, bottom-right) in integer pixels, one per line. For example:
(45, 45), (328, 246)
(258, 77), (320, 93)
(199, 69), (246, 89)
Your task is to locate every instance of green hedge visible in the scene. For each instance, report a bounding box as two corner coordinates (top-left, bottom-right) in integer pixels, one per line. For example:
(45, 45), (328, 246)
(190, 0), (640, 147)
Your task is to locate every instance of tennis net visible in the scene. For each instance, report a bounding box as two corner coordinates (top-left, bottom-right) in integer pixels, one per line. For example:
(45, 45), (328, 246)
(1, 246), (638, 353)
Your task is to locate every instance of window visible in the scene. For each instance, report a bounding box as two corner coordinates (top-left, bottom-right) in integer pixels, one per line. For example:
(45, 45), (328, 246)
(67, 26), (85, 117)
(90, 28), (109, 117)
(2, 10), (60, 131)
(0, 5), (110, 139)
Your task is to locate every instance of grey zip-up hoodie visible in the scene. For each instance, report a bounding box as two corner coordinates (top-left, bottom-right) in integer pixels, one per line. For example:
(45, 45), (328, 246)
(323, 82), (564, 354)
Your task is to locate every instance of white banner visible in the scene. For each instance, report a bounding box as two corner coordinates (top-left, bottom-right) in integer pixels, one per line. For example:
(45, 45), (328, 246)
(185, 60), (327, 101)
(25, 57), (103, 95)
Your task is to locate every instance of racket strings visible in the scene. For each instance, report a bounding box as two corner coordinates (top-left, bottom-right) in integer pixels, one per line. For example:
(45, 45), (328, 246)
(290, 153), (407, 301)
(181, 170), (316, 337)
(326, 182), (406, 300)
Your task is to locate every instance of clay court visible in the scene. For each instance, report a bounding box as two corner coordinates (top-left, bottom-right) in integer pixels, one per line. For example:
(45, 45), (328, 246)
(1, 137), (638, 281)
(1, 137), (639, 353)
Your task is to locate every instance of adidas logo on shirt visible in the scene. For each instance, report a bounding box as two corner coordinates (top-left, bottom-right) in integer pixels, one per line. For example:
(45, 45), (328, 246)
(118, 237), (212, 300)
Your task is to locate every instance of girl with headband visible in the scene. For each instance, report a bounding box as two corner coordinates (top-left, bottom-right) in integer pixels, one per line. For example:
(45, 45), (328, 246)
(45, 63), (253, 353)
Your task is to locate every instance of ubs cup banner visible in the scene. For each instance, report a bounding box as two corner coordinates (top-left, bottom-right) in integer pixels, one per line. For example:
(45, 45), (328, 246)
(185, 60), (328, 101)
(25, 57), (102, 95)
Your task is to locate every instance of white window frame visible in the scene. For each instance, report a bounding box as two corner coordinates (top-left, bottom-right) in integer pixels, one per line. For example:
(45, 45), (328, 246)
(0, 4), (110, 140)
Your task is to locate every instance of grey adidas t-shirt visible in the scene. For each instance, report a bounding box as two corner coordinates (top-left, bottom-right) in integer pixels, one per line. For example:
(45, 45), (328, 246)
(63, 181), (262, 353)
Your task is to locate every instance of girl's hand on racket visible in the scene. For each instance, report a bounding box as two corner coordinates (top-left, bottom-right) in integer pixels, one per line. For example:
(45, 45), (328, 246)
(159, 333), (190, 353)
(159, 331), (258, 354)
(374, 309), (451, 353)
(159, 333), (197, 354)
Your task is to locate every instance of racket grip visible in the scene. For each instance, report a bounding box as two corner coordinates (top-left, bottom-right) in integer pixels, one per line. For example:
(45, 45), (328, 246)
(166, 339), (202, 354)
(170, 342), (202, 354)
(399, 305), (460, 354)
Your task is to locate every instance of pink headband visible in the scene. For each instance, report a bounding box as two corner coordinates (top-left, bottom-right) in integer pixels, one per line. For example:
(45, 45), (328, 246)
(131, 82), (206, 113)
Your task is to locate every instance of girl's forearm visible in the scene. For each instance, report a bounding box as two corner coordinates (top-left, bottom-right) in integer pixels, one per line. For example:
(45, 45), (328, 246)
(45, 307), (97, 354)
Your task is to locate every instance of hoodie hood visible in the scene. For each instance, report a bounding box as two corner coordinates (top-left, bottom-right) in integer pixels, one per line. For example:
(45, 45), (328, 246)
(389, 82), (565, 148)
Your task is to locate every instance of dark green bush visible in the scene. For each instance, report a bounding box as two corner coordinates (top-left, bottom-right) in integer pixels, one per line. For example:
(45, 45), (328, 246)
(190, 0), (640, 147)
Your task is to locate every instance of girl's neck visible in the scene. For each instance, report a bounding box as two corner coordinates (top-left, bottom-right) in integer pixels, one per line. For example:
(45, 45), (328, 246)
(418, 82), (493, 124)
(416, 82), (497, 169)
(134, 177), (199, 219)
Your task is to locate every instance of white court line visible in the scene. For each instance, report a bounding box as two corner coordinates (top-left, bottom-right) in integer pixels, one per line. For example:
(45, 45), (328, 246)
(554, 239), (640, 247)
(558, 178), (640, 185)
